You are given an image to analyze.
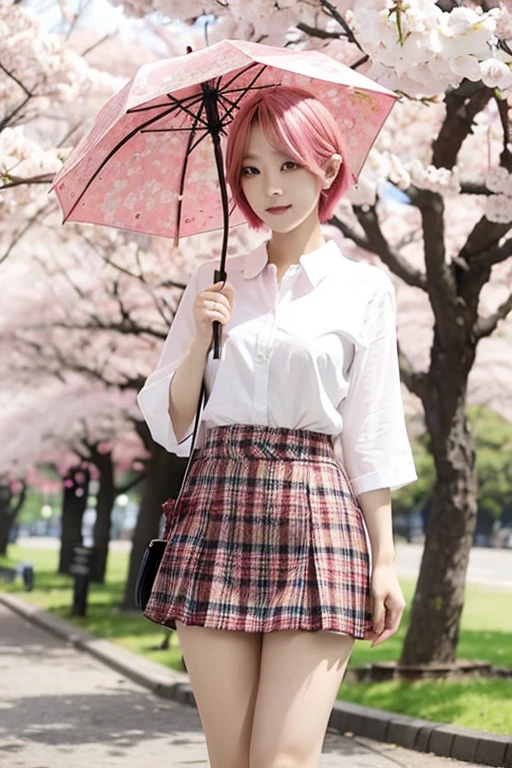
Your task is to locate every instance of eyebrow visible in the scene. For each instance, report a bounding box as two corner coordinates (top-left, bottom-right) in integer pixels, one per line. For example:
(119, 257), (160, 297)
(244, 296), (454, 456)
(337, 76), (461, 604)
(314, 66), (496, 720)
(242, 148), (285, 162)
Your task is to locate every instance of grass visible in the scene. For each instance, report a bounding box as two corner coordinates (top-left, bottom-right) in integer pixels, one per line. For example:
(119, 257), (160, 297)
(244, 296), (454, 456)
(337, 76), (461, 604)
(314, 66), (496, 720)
(1, 543), (511, 735)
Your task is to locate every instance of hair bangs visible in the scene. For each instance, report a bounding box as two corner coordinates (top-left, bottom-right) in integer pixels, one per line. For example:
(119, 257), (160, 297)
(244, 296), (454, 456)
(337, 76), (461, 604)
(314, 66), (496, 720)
(226, 86), (353, 228)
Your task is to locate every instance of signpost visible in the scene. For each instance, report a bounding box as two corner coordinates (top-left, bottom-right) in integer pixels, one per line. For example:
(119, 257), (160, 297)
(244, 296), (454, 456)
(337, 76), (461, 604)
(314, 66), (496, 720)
(69, 544), (95, 617)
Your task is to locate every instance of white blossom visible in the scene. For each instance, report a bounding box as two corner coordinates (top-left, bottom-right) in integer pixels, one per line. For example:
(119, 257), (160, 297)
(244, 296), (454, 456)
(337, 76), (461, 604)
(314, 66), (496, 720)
(486, 166), (512, 194)
(406, 160), (461, 196)
(479, 58), (512, 91)
(485, 193), (512, 223)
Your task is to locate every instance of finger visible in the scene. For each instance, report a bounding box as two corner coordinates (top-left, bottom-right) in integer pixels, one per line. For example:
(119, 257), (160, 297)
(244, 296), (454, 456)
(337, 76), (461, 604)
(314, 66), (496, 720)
(202, 291), (231, 310)
(203, 299), (231, 320)
(204, 309), (230, 325)
(372, 595), (386, 636)
(385, 603), (405, 636)
(209, 280), (229, 293)
(220, 282), (235, 303)
(370, 627), (396, 648)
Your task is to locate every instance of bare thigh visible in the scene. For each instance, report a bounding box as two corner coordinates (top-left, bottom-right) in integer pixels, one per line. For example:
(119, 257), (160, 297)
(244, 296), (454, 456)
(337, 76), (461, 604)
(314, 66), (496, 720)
(249, 630), (354, 768)
(175, 621), (263, 768)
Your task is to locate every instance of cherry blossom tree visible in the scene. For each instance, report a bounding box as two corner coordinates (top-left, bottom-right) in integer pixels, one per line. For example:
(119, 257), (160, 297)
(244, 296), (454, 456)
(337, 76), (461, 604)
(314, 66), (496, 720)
(101, 0), (512, 667)
(3, 0), (512, 663)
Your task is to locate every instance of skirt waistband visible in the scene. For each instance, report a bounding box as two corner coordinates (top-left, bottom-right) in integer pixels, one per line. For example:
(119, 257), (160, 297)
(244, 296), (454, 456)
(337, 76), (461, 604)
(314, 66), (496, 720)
(201, 424), (336, 462)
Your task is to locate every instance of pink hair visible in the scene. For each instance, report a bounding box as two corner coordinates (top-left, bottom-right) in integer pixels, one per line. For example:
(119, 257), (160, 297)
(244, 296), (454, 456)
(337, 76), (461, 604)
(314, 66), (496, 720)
(225, 86), (353, 229)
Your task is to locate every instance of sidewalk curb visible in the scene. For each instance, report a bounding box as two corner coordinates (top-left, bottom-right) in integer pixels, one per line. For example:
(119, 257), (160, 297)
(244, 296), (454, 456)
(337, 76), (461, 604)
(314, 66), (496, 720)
(1, 591), (511, 768)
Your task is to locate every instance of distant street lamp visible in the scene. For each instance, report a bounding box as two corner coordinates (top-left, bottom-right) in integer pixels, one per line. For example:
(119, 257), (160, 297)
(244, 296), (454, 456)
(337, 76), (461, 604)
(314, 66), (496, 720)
(41, 505), (53, 519)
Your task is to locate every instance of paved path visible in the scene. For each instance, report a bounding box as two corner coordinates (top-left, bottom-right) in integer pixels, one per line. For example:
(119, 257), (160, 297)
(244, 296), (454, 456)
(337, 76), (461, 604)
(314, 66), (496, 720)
(394, 544), (512, 592)
(0, 604), (486, 768)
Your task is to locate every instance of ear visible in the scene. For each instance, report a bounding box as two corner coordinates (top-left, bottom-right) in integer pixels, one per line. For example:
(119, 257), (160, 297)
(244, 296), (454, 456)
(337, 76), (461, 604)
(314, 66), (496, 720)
(322, 153), (342, 190)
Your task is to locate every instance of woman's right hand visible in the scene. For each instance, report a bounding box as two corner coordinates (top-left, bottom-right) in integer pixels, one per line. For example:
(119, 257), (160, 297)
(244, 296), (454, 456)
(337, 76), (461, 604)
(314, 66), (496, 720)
(192, 280), (235, 350)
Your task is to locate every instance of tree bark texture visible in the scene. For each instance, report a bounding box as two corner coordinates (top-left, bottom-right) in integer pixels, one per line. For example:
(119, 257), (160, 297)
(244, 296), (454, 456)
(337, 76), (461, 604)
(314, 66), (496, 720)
(0, 482), (26, 557)
(0, 484), (13, 557)
(400, 331), (478, 664)
(122, 423), (184, 610)
(90, 449), (115, 583)
(58, 466), (91, 575)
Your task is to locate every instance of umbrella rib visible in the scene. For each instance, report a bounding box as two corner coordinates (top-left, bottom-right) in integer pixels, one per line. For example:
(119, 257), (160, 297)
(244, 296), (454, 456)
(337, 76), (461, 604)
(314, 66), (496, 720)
(187, 128), (214, 154)
(175, 99), (207, 243)
(62, 104), (180, 221)
(220, 61), (261, 92)
(218, 66), (270, 127)
(165, 92), (211, 130)
(128, 93), (210, 131)
(127, 92), (204, 115)
(140, 126), (210, 134)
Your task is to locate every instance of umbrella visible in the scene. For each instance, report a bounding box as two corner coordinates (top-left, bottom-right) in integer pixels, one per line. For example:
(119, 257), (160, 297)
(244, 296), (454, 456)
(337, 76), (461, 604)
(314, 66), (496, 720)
(51, 39), (397, 357)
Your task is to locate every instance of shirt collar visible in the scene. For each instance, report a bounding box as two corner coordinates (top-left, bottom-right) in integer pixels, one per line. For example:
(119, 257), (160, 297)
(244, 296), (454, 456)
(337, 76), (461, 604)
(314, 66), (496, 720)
(243, 238), (340, 287)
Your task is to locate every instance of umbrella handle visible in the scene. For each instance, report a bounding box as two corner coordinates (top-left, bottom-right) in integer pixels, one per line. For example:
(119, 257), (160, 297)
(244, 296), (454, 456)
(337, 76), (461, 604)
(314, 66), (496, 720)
(212, 268), (227, 359)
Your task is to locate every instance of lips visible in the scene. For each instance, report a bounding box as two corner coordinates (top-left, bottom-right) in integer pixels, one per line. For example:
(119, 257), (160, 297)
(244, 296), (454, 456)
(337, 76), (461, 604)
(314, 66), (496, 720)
(266, 205), (291, 214)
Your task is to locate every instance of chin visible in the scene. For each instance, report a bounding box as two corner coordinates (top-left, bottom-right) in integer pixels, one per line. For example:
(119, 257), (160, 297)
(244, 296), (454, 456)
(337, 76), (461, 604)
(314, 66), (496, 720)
(262, 217), (305, 234)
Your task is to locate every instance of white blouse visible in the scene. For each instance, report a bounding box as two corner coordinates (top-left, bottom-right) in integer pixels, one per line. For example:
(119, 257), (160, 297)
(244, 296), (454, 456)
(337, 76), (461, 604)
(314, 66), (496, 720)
(137, 238), (418, 497)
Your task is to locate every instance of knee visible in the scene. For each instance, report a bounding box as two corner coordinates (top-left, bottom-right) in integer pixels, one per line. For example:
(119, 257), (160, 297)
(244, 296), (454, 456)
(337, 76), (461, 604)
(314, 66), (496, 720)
(250, 749), (304, 768)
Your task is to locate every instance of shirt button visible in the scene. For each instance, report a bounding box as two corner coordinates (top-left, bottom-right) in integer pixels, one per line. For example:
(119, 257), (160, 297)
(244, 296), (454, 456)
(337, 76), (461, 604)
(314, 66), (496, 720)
(257, 352), (267, 362)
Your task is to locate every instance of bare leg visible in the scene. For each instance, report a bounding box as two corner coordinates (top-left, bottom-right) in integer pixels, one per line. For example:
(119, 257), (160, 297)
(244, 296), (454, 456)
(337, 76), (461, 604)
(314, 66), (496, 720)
(249, 630), (354, 768)
(175, 621), (263, 768)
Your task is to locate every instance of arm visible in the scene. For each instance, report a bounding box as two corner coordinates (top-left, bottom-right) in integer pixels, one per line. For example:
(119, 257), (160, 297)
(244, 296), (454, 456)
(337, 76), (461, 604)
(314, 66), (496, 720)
(168, 338), (209, 443)
(358, 487), (395, 567)
(339, 274), (416, 644)
(137, 265), (234, 454)
(137, 265), (205, 455)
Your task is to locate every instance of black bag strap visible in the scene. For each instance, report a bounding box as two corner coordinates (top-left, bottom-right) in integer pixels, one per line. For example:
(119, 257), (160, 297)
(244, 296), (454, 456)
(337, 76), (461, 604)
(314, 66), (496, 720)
(174, 378), (206, 505)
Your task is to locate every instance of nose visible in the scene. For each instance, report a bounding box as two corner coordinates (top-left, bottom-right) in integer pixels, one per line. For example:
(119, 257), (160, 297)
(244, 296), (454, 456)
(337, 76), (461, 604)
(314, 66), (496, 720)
(263, 172), (283, 197)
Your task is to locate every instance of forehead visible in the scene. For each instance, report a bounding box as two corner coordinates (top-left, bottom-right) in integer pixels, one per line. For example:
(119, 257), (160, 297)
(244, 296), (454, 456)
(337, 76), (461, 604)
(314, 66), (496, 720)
(243, 123), (286, 160)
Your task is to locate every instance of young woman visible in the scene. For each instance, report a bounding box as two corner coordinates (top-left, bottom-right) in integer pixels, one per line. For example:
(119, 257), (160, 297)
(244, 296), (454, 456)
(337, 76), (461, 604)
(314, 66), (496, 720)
(137, 85), (417, 768)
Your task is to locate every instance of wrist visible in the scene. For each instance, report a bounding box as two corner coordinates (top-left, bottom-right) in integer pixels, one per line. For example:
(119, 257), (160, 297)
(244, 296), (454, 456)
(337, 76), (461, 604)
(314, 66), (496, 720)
(190, 336), (211, 357)
(372, 552), (396, 567)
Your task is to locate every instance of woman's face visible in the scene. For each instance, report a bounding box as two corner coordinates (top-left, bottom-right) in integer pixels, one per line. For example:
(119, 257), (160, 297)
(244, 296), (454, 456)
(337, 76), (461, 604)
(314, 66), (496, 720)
(240, 122), (324, 233)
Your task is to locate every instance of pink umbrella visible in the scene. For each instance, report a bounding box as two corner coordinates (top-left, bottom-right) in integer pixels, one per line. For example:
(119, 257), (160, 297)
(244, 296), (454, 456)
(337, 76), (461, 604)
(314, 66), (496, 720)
(51, 39), (397, 356)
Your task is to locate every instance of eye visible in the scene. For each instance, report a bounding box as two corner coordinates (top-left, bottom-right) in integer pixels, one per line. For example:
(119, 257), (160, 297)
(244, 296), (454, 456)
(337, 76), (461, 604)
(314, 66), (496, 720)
(241, 166), (259, 177)
(282, 161), (299, 171)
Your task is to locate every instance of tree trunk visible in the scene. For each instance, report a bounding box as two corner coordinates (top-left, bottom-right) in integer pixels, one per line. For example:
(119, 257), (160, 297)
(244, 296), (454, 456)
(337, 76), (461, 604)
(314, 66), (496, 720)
(121, 444), (182, 610)
(0, 481), (27, 557)
(58, 466), (91, 575)
(90, 450), (115, 583)
(0, 484), (12, 557)
(400, 349), (478, 665)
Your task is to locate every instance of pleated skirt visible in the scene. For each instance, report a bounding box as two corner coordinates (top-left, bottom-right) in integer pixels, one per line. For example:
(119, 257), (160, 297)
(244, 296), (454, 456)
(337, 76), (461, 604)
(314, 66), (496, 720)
(144, 424), (373, 639)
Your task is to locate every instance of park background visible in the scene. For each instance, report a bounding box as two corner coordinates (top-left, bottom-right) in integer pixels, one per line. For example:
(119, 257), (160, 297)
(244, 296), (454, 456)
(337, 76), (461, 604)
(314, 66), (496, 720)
(1, 0), (512, 738)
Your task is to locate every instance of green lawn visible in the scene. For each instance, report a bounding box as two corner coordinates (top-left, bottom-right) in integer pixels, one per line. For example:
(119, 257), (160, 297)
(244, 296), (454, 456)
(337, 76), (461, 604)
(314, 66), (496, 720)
(1, 543), (511, 735)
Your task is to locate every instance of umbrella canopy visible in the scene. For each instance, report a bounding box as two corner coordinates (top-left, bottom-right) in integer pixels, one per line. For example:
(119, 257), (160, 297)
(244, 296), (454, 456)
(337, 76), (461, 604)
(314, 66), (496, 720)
(51, 39), (397, 244)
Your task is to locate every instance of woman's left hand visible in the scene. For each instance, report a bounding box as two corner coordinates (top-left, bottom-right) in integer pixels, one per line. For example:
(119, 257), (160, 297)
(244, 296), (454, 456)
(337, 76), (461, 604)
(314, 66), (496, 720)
(367, 563), (406, 647)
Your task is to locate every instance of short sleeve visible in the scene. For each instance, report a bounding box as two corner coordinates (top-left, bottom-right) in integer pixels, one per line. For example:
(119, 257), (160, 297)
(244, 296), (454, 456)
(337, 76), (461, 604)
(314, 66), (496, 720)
(338, 277), (418, 497)
(136, 264), (204, 456)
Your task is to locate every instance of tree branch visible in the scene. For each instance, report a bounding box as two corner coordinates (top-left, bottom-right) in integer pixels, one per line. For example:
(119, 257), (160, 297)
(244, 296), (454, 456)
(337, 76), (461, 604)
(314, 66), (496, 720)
(0, 173), (55, 190)
(0, 202), (55, 265)
(475, 290), (512, 339)
(343, 206), (428, 289)
(433, 81), (493, 170)
(318, 0), (365, 52)
(408, 188), (462, 337)
(458, 219), (512, 270)
(0, 61), (33, 98)
(397, 341), (428, 401)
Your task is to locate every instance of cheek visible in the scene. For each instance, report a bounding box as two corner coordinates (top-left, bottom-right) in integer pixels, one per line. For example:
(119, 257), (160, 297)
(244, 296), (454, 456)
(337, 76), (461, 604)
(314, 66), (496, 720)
(241, 179), (260, 206)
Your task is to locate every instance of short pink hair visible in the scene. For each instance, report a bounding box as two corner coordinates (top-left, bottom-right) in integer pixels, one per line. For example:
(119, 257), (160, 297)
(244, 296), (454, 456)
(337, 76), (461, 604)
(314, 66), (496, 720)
(225, 86), (353, 229)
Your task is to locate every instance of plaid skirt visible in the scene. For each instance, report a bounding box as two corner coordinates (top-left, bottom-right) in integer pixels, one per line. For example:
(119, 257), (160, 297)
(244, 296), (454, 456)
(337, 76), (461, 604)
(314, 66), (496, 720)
(144, 424), (373, 639)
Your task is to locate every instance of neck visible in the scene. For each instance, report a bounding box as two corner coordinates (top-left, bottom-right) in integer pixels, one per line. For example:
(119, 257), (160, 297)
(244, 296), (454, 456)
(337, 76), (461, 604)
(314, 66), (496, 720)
(267, 214), (324, 268)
